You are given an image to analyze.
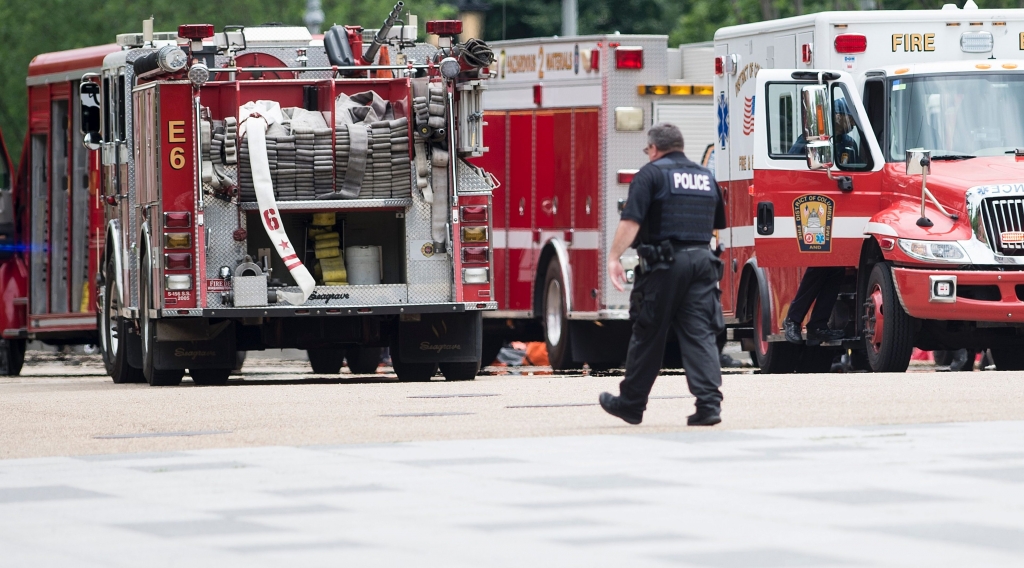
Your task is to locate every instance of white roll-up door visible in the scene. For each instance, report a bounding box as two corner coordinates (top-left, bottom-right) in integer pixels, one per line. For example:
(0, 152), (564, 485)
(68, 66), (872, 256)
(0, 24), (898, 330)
(654, 101), (715, 161)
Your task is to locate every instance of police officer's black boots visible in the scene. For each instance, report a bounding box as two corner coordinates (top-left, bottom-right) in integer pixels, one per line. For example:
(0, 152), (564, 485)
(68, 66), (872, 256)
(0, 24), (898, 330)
(784, 319), (803, 344)
(687, 407), (722, 426)
(599, 392), (643, 425)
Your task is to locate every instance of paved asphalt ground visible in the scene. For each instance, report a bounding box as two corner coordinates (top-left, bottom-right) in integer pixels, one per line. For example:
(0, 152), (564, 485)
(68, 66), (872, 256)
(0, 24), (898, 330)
(3, 353), (1024, 566)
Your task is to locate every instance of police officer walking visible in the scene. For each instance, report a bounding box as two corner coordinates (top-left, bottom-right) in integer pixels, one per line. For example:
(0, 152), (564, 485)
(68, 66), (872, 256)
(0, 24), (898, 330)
(600, 123), (727, 426)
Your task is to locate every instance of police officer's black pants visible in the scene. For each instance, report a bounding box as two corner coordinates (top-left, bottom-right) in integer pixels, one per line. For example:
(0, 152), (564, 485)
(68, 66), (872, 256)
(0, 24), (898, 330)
(618, 248), (724, 413)
(786, 267), (845, 331)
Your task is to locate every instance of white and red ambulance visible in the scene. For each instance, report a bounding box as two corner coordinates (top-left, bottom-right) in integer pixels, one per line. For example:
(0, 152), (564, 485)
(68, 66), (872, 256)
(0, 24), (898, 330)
(716, 3), (1024, 372)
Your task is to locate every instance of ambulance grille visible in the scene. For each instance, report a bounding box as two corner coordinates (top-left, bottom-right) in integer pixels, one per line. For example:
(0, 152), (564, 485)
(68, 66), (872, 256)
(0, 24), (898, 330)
(982, 197), (1024, 255)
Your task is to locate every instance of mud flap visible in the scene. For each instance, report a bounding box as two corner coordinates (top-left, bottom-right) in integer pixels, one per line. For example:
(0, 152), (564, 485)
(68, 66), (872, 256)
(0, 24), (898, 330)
(397, 312), (481, 363)
(153, 319), (236, 370)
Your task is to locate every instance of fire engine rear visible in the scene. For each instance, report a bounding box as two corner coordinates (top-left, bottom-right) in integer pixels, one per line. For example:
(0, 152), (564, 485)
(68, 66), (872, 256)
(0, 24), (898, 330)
(81, 9), (497, 385)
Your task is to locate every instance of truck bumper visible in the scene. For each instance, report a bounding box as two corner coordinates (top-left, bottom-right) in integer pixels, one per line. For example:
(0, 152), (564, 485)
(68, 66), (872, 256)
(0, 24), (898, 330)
(892, 267), (1024, 322)
(160, 302), (497, 318)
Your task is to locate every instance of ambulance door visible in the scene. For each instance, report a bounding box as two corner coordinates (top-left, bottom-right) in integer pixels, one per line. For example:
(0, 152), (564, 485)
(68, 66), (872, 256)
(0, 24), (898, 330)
(751, 70), (884, 269)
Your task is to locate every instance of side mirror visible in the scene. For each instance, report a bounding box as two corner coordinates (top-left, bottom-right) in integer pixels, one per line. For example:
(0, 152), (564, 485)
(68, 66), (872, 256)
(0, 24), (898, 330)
(83, 132), (102, 151)
(906, 148), (931, 175)
(79, 80), (102, 142)
(801, 84), (832, 170)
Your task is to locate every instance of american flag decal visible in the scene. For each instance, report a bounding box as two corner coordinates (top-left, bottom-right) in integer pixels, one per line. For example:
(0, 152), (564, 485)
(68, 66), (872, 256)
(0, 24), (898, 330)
(742, 96), (755, 136)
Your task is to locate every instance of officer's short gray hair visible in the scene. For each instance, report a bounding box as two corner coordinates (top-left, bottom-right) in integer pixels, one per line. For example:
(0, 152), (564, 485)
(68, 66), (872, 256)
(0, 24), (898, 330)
(647, 123), (685, 152)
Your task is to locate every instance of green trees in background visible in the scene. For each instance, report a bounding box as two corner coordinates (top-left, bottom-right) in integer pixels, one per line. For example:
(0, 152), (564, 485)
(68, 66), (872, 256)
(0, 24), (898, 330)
(0, 0), (455, 161)
(3, 0), (1022, 162)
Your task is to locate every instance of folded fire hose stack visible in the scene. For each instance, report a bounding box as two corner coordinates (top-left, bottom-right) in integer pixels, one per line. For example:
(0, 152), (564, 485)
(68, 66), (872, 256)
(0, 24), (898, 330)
(412, 82), (451, 248)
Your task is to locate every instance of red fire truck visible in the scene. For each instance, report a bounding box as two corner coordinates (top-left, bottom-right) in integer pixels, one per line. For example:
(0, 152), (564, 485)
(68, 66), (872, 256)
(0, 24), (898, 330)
(716, 5), (1024, 372)
(2, 9), (498, 383)
(0, 44), (121, 375)
(474, 36), (715, 369)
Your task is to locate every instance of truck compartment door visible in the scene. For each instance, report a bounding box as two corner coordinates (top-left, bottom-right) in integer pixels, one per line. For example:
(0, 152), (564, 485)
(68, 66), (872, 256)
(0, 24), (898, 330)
(0, 128), (13, 247)
(751, 69), (884, 269)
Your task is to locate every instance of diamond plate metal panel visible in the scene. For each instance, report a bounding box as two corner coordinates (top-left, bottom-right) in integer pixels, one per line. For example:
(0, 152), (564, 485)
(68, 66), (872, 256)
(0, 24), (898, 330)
(124, 52), (143, 311)
(406, 192), (452, 303)
(456, 159), (494, 194)
(600, 36), (671, 311)
(202, 167), (248, 309)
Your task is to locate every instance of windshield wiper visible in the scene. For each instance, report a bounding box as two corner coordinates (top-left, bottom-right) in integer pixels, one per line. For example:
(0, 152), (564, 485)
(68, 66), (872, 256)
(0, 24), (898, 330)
(930, 152), (975, 160)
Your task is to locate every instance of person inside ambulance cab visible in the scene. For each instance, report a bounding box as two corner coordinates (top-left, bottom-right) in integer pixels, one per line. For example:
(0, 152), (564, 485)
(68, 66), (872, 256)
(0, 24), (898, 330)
(788, 98), (860, 166)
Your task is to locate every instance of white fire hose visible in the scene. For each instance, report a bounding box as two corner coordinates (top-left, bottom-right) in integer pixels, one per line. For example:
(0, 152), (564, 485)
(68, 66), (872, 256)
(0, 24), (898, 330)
(238, 100), (315, 306)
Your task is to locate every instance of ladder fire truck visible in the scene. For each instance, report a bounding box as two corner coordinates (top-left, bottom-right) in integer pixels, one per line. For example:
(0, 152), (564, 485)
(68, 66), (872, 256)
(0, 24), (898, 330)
(717, 3), (1024, 373)
(2, 8), (498, 384)
(473, 36), (715, 369)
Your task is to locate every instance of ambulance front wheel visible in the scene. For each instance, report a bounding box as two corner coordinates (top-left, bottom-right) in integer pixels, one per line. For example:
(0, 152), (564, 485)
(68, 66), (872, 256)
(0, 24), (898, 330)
(752, 288), (801, 374)
(863, 263), (914, 373)
(543, 257), (575, 371)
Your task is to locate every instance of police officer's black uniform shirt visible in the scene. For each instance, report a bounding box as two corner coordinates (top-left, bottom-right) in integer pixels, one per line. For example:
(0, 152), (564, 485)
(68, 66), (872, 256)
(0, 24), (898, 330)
(620, 151), (726, 247)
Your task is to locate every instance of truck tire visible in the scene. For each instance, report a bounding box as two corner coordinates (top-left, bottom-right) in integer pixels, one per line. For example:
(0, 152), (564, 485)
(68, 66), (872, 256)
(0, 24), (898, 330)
(990, 348), (1024, 371)
(190, 368), (231, 385)
(543, 257), (576, 371)
(308, 348), (345, 374)
(752, 288), (800, 374)
(439, 361), (479, 381)
(100, 258), (144, 384)
(389, 336), (438, 381)
(345, 347), (381, 374)
(140, 257), (184, 387)
(863, 263), (914, 373)
(0, 339), (25, 376)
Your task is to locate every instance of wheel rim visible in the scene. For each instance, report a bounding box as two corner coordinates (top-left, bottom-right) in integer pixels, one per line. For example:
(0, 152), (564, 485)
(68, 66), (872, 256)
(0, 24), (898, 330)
(755, 295), (769, 357)
(545, 278), (563, 347)
(865, 284), (885, 355)
(105, 286), (120, 357)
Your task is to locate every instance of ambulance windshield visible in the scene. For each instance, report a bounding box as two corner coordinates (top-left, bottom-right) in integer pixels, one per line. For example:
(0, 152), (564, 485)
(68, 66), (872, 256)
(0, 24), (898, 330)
(888, 73), (1024, 161)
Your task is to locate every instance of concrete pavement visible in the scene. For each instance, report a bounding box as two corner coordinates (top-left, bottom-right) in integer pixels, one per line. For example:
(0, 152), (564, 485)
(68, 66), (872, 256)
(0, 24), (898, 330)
(3, 421), (1024, 567)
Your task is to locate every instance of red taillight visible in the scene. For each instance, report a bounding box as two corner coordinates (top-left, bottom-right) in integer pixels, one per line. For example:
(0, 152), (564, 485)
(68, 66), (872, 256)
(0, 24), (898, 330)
(533, 84), (542, 106)
(714, 56), (724, 76)
(178, 24), (215, 40)
(462, 247), (489, 264)
(426, 20), (463, 35)
(164, 253), (193, 270)
(461, 206), (488, 223)
(591, 49), (600, 71)
(617, 169), (638, 184)
(615, 47), (643, 69)
(164, 211), (191, 228)
(801, 44), (813, 64)
(834, 33), (867, 54)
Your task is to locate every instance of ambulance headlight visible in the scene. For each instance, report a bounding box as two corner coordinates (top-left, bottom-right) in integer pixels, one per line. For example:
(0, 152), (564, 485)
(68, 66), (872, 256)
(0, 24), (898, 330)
(898, 239), (967, 263)
(158, 46), (188, 73)
(188, 63), (210, 87)
(960, 31), (994, 53)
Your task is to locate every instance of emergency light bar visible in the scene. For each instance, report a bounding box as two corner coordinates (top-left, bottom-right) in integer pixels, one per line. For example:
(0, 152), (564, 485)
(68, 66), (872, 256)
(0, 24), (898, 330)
(637, 85), (714, 96)
(615, 47), (643, 70)
(426, 20), (462, 35)
(178, 24), (215, 39)
(960, 31), (994, 53)
(834, 34), (867, 53)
